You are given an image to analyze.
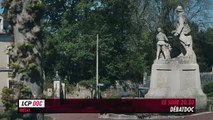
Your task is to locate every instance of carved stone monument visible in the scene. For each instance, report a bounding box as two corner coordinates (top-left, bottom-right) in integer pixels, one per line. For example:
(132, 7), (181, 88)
(156, 28), (171, 60)
(145, 6), (207, 109)
(53, 71), (63, 98)
(53, 71), (62, 98)
(53, 71), (66, 99)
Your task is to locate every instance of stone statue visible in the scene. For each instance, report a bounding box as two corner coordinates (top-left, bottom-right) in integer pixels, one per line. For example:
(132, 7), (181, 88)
(146, 5), (207, 109)
(172, 5), (196, 62)
(156, 28), (171, 60)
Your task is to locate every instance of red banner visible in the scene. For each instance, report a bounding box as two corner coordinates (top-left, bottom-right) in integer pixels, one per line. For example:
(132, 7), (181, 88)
(18, 98), (195, 113)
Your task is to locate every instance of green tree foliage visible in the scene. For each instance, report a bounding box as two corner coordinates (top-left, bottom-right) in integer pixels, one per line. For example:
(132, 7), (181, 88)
(2, 0), (45, 119)
(192, 25), (213, 71)
(3, 0), (45, 97)
(1, 81), (31, 120)
(42, 0), (213, 86)
(204, 82), (213, 97)
(43, 0), (152, 85)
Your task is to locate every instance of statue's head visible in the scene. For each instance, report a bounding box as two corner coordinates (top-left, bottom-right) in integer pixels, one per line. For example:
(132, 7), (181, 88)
(157, 27), (162, 32)
(175, 6), (184, 12)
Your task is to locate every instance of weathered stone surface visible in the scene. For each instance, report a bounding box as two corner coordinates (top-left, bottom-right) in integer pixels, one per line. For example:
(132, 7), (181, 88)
(146, 5), (207, 110)
(47, 88), (53, 97)
(145, 60), (207, 109)
(53, 81), (61, 98)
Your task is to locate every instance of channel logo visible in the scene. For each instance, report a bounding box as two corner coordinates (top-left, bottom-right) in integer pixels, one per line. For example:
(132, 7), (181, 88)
(19, 99), (45, 108)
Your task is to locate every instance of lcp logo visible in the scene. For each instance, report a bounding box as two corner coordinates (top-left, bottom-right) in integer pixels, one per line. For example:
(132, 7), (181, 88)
(19, 99), (45, 108)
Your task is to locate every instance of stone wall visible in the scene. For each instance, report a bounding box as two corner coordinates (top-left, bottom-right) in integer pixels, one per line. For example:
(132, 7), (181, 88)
(67, 85), (92, 98)
(0, 34), (13, 106)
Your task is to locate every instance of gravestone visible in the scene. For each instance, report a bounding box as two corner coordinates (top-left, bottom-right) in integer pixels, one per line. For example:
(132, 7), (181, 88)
(145, 6), (207, 109)
(47, 88), (53, 97)
(53, 71), (66, 99)
(61, 83), (66, 98)
(143, 72), (148, 84)
(53, 71), (61, 98)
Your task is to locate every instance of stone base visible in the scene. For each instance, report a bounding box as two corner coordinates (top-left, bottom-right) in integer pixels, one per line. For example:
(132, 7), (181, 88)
(145, 60), (207, 109)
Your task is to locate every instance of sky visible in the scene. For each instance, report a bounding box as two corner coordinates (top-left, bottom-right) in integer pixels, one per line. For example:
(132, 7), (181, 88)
(0, 0), (3, 14)
(0, 0), (212, 27)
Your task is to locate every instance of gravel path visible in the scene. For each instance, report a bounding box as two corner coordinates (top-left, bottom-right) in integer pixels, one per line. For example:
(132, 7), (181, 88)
(46, 113), (99, 120)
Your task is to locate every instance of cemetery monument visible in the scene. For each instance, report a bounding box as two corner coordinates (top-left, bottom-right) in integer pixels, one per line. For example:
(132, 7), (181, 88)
(53, 71), (66, 99)
(145, 6), (207, 109)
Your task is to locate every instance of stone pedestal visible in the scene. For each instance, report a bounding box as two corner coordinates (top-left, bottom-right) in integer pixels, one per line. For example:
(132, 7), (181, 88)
(145, 60), (207, 109)
(61, 83), (66, 98)
(53, 81), (61, 98)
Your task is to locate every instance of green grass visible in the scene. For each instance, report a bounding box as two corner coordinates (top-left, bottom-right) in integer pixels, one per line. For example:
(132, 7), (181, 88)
(44, 116), (53, 120)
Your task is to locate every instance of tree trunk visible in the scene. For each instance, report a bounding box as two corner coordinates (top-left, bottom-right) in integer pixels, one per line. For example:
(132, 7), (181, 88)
(3, 0), (44, 120)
